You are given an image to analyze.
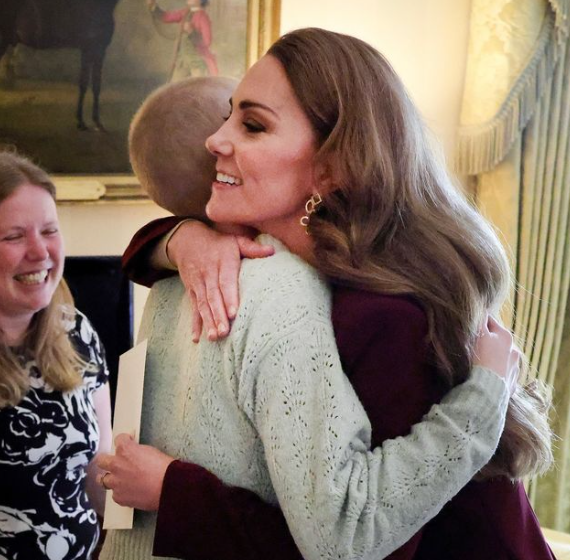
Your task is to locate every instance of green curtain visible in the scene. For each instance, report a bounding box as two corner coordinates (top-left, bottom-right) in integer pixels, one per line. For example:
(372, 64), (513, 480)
(512, 40), (570, 529)
(456, 0), (570, 531)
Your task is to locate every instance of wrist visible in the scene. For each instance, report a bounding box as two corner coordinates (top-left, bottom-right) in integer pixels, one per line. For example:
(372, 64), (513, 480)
(164, 219), (197, 268)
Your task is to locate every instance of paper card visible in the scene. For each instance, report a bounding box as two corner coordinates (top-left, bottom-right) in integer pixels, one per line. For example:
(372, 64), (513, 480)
(103, 339), (148, 530)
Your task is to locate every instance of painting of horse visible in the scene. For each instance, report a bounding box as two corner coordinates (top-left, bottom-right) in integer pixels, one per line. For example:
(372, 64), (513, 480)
(0, 0), (119, 131)
(0, 0), (248, 175)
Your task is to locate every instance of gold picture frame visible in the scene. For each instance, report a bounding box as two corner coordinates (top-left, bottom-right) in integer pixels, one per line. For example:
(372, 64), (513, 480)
(0, 0), (281, 204)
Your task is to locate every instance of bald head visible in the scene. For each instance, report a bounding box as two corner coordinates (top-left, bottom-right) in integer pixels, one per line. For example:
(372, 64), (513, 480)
(129, 76), (237, 217)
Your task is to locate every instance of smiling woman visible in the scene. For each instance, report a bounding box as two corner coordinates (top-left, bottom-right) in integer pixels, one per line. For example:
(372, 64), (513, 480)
(0, 150), (112, 560)
(0, 184), (64, 342)
(110, 27), (553, 560)
(206, 56), (322, 259)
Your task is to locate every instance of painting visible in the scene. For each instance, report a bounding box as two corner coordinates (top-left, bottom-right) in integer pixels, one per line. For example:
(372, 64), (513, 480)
(0, 0), (280, 199)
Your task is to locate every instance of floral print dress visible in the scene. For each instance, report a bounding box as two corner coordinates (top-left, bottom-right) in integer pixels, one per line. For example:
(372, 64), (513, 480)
(0, 311), (109, 560)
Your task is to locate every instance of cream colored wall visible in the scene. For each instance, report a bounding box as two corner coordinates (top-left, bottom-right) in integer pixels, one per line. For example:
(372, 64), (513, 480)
(281, 0), (472, 161)
(59, 0), (472, 339)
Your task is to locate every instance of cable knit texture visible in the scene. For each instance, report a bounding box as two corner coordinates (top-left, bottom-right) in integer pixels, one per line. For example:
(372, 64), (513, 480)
(100, 235), (509, 560)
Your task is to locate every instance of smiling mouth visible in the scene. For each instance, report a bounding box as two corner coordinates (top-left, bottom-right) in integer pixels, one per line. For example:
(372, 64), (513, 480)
(216, 172), (243, 186)
(14, 270), (49, 285)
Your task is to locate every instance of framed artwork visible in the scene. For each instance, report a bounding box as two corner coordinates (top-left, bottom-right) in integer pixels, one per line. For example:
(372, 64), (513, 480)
(0, 0), (281, 202)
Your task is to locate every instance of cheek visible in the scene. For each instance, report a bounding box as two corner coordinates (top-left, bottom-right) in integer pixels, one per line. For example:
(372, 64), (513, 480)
(50, 236), (64, 259)
(42, 237), (65, 280)
(0, 247), (22, 275)
(51, 241), (65, 275)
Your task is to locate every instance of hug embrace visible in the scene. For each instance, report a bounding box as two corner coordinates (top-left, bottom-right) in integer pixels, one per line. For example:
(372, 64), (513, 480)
(99, 28), (554, 560)
(0, 25), (553, 560)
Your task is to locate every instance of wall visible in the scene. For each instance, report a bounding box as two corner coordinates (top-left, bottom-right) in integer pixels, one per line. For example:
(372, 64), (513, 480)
(281, 0), (472, 160)
(58, 0), (473, 337)
(58, 202), (170, 340)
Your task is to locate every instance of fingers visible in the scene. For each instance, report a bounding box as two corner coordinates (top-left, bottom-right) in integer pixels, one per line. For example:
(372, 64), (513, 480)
(189, 291), (202, 343)
(486, 315), (499, 333)
(177, 232), (260, 342)
(506, 346), (522, 396)
(97, 470), (113, 490)
(96, 453), (112, 471)
(205, 272), (230, 338)
(218, 253), (240, 321)
(191, 275), (218, 341)
(114, 433), (134, 448)
(182, 242), (240, 341)
(236, 236), (275, 259)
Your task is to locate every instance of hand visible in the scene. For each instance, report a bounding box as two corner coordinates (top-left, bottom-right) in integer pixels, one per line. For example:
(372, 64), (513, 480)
(473, 315), (520, 396)
(167, 221), (274, 342)
(95, 434), (175, 511)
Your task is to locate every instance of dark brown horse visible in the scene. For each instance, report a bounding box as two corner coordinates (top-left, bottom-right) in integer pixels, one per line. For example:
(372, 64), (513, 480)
(0, 0), (120, 130)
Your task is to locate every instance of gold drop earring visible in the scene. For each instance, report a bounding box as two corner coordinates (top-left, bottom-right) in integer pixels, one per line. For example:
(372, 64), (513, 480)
(300, 192), (323, 231)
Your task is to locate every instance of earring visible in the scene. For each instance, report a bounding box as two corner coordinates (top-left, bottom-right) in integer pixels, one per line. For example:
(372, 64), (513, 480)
(300, 193), (323, 230)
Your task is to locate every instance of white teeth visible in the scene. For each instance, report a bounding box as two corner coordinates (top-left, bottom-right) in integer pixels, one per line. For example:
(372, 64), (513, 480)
(15, 270), (48, 285)
(216, 172), (242, 186)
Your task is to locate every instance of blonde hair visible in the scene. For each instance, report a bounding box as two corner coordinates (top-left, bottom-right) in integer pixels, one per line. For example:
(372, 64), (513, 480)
(0, 150), (85, 408)
(129, 77), (237, 217)
(268, 28), (552, 479)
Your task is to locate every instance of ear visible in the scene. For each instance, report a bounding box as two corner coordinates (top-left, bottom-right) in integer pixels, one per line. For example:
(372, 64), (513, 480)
(313, 158), (338, 196)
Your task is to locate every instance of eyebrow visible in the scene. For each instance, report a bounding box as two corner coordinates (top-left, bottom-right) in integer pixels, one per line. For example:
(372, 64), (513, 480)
(229, 98), (279, 118)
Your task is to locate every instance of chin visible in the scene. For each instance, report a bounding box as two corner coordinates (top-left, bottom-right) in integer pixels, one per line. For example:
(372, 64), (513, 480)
(205, 202), (239, 225)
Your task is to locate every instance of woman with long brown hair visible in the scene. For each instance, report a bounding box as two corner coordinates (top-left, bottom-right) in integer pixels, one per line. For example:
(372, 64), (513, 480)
(102, 28), (551, 560)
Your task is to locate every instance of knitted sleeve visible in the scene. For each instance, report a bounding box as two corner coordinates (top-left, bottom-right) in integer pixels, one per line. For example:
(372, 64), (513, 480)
(244, 316), (509, 560)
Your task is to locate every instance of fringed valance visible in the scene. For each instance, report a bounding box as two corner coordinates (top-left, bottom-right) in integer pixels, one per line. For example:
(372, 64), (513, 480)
(456, 0), (569, 175)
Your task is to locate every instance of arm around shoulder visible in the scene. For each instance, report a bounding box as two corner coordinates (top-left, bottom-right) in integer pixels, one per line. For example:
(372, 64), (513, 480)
(245, 316), (509, 560)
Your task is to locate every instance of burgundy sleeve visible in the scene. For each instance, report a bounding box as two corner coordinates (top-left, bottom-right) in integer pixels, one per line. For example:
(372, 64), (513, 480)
(153, 460), (303, 560)
(121, 216), (186, 287)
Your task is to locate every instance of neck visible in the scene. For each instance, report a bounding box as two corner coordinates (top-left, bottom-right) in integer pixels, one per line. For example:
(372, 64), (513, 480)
(254, 214), (316, 265)
(214, 223), (257, 237)
(0, 313), (33, 347)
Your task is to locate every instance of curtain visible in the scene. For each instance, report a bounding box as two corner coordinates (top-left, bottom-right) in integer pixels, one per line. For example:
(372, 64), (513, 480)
(456, 0), (570, 530)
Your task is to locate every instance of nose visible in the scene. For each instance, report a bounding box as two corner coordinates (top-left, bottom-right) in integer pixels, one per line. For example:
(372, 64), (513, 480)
(26, 233), (49, 262)
(206, 123), (233, 157)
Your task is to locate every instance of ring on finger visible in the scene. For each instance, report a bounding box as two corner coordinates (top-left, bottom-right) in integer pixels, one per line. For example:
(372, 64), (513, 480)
(100, 471), (111, 490)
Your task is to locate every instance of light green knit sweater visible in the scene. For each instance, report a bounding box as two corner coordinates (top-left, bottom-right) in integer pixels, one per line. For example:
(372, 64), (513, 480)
(101, 236), (509, 560)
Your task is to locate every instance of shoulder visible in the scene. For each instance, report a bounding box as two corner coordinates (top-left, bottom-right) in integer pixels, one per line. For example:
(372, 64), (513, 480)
(239, 239), (331, 325)
(333, 287), (428, 340)
(334, 287), (427, 327)
(64, 307), (109, 388)
(64, 307), (98, 345)
(332, 287), (430, 371)
(230, 238), (332, 360)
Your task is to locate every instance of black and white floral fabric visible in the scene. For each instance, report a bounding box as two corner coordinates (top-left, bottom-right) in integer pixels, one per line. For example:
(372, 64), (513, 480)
(0, 310), (108, 560)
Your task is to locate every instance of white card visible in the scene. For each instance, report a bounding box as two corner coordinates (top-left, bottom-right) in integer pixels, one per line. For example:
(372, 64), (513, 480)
(103, 339), (148, 530)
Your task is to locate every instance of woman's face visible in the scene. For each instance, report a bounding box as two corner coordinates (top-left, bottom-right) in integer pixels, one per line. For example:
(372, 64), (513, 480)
(0, 184), (64, 326)
(205, 55), (322, 237)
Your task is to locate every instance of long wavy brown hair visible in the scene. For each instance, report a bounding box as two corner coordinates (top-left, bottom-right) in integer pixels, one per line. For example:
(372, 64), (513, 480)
(0, 150), (86, 408)
(268, 28), (552, 479)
